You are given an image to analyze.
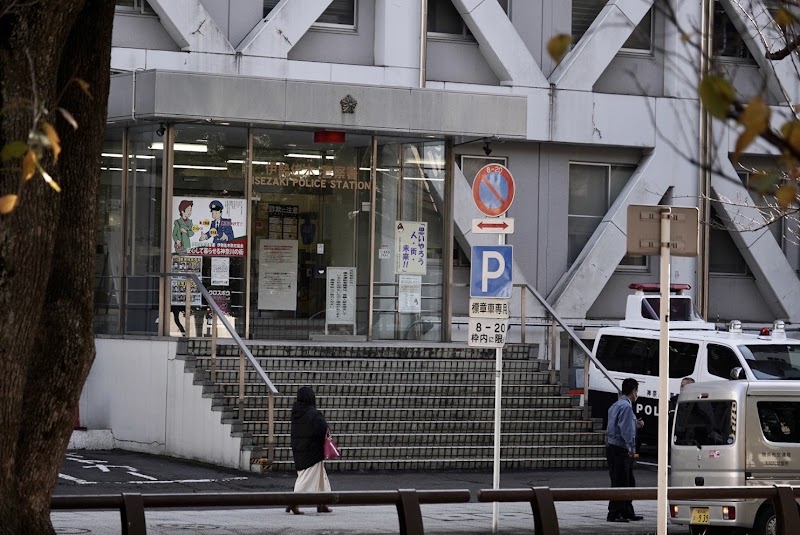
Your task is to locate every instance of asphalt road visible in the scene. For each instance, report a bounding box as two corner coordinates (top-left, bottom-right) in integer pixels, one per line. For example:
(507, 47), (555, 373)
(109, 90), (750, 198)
(53, 450), (684, 534)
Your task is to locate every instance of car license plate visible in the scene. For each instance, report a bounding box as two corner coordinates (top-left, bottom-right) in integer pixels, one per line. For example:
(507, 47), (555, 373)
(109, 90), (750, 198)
(691, 508), (710, 525)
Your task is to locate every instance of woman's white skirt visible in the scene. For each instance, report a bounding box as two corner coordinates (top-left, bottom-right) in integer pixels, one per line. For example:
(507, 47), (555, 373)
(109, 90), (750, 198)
(294, 461), (331, 493)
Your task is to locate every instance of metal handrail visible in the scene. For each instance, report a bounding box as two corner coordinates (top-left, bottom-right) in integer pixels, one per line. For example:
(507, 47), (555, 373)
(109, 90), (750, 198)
(51, 488), (472, 535)
(478, 485), (800, 535)
(165, 272), (278, 466)
(514, 282), (621, 394)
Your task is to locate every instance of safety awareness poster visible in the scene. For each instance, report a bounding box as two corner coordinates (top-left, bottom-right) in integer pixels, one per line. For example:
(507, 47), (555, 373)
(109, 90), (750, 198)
(171, 196), (247, 257)
(211, 257), (230, 286)
(394, 221), (427, 276)
(398, 275), (422, 314)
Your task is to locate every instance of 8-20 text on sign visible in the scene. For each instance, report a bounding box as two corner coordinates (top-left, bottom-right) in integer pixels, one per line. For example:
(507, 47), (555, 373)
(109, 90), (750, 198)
(468, 318), (509, 348)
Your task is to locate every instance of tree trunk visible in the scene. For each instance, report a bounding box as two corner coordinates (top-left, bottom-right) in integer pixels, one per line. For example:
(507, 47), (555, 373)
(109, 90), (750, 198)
(0, 1), (115, 532)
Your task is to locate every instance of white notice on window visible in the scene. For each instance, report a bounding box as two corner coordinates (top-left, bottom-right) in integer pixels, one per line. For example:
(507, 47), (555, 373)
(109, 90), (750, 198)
(326, 267), (356, 325)
(258, 239), (298, 311)
(398, 275), (422, 314)
(211, 257), (230, 286)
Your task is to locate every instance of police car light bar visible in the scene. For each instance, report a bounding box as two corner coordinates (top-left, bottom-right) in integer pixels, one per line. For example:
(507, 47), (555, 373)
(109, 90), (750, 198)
(628, 283), (692, 293)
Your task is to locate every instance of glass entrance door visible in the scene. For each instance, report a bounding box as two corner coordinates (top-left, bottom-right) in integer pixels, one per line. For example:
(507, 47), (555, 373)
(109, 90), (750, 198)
(249, 130), (372, 339)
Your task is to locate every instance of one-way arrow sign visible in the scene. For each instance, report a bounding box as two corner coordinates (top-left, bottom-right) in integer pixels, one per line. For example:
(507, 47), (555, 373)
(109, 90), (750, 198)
(472, 218), (515, 234)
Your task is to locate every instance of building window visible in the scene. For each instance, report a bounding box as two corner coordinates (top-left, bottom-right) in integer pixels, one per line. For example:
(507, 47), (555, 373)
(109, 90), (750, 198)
(115, 0), (155, 14)
(263, 0), (356, 27)
(572, 0), (653, 51)
(568, 163), (646, 267)
(709, 206), (750, 275)
(427, 0), (509, 38)
(713, 0), (753, 60)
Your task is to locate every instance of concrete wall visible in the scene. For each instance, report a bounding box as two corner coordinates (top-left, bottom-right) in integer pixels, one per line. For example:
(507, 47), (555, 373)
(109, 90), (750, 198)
(78, 338), (248, 469)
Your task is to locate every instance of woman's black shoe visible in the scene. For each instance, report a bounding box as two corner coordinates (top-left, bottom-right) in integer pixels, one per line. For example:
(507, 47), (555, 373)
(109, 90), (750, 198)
(317, 505), (333, 513)
(286, 505), (304, 515)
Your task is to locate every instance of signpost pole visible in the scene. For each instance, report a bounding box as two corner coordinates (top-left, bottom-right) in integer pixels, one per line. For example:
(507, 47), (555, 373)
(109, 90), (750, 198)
(492, 231), (504, 534)
(657, 208), (671, 535)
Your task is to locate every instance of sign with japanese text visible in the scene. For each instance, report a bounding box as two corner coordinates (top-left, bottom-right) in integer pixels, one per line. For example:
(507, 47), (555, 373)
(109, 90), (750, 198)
(469, 298), (510, 319)
(398, 275), (422, 314)
(211, 257), (230, 286)
(326, 267), (356, 325)
(468, 318), (509, 348)
(394, 221), (427, 276)
(171, 196), (247, 257)
(257, 239), (297, 311)
(170, 256), (202, 306)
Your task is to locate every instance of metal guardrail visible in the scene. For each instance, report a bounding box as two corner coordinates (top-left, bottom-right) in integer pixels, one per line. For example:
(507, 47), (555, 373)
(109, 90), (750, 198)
(165, 272), (278, 466)
(50, 489), (471, 535)
(478, 485), (800, 535)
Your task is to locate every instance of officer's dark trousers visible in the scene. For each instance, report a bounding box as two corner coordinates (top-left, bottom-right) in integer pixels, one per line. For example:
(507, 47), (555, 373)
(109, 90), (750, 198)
(606, 444), (636, 519)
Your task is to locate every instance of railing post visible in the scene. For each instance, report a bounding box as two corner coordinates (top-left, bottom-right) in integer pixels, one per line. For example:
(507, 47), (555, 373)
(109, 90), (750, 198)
(774, 486), (800, 535)
(520, 287), (526, 344)
(529, 487), (560, 535)
(268, 391), (275, 462)
(239, 349), (245, 421)
(120, 493), (147, 535)
(210, 309), (218, 383)
(549, 315), (558, 383)
(184, 275), (191, 338)
(396, 489), (425, 535)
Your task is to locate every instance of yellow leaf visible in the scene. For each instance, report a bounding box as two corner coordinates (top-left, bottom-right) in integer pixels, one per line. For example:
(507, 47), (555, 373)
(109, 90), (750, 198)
(774, 7), (795, 28)
(775, 183), (797, 208)
(546, 34), (572, 63)
(42, 122), (61, 162)
(0, 194), (18, 214)
(734, 96), (770, 160)
(22, 150), (37, 180)
(781, 120), (800, 156)
(699, 75), (736, 119)
(39, 168), (62, 193)
(74, 78), (92, 98)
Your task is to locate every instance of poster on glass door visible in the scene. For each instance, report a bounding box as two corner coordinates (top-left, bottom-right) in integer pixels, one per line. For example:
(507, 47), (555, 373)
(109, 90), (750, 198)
(398, 275), (422, 314)
(257, 239), (298, 311)
(394, 221), (427, 276)
(326, 267), (356, 326)
(171, 196), (247, 257)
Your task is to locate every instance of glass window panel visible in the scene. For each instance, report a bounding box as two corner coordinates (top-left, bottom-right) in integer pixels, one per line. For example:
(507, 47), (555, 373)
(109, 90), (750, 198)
(171, 125), (248, 337)
(709, 207), (749, 274)
(568, 215), (602, 264)
(713, 0), (753, 60)
(674, 401), (735, 446)
(569, 164), (608, 217)
(124, 127), (164, 334)
(707, 343), (743, 379)
(96, 130), (125, 335)
(609, 165), (634, 204)
(427, 0), (508, 36)
(263, 0), (355, 26)
(573, 1), (652, 51)
(758, 401), (800, 443)
(373, 139), (446, 341)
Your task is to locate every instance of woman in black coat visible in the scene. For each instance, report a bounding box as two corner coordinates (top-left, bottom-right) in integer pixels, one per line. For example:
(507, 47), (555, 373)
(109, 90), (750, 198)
(287, 386), (332, 515)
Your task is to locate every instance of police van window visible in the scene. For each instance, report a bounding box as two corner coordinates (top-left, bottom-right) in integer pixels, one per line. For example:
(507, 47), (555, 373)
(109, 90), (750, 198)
(596, 336), (698, 377)
(707, 344), (743, 379)
(641, 296), (696, 321)
(757, 402), (800, 444)
(674, 401), (735, 446)
(739, 345), (800, 380)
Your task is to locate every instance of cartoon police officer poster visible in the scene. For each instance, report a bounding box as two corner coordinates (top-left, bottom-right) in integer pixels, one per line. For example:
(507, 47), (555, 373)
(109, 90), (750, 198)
(171, 196), (247, 257)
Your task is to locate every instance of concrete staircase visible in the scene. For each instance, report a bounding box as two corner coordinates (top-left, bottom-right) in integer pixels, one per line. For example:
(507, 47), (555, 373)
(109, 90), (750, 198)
(180, 341), (607, 471)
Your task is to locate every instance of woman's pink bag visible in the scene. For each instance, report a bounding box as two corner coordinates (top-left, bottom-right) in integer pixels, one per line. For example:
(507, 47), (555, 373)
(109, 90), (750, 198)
(323, 430), (341, 460)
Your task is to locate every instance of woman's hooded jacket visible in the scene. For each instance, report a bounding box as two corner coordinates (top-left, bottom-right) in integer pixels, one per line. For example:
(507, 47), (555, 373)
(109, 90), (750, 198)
(290, 386), (329, 470)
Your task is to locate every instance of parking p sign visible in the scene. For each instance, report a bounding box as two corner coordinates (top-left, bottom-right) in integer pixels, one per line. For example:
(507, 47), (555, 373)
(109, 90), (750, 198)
(470, 245), (512, 298)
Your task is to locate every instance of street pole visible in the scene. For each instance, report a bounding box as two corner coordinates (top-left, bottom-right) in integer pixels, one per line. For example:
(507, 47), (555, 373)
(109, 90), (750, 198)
(492, 230), (504, 533)
(657, 208), (671, 535)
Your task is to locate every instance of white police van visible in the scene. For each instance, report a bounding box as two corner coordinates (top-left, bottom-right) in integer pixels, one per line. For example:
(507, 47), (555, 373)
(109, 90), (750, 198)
(588, 283), (800, 449)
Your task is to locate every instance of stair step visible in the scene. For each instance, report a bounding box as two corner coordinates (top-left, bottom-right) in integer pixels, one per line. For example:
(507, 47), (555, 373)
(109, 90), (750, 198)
(247, 432), (606, 447)
(268, 458), (608, 471)
(241, 419), (598, 434)
(209, 394), (573, 409)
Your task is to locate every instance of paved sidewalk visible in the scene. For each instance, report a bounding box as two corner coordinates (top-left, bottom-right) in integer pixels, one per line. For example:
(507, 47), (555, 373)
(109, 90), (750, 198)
(53, 450), (682, 534)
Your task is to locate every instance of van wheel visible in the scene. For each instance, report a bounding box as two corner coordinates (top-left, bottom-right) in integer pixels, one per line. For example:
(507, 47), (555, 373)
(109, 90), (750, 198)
(752, 504), (776, 535)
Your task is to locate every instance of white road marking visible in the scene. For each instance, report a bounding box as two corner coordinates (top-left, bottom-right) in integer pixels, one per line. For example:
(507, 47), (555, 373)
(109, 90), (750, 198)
(58, 473), (96, 485)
